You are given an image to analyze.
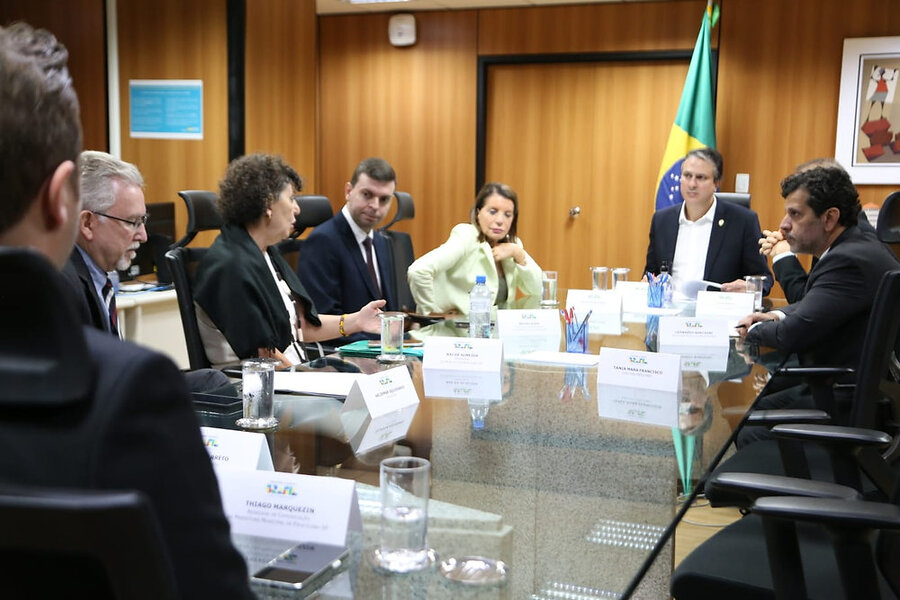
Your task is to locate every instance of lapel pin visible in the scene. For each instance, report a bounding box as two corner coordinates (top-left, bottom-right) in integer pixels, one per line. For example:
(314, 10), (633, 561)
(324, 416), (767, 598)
(718, 219), (725, 227)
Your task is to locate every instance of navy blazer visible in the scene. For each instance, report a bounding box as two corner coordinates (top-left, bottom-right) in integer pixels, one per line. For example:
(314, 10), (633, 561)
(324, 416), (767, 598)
(297, 211), (396, 340)
(644, 199), (773, 295)
(61, 247), (111, 333)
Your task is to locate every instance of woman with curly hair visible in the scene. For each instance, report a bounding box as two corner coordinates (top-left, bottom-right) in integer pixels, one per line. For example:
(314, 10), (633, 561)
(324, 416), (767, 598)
(194, 153), (383, 367)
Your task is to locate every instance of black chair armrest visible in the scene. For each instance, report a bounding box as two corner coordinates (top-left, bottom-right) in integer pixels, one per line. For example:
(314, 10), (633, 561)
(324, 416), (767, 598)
(706, 472), (861, 508)
(746, 409), (831, 426)
(775, 366), (856, 380)
(772, 423), (892, 448)
(753, 495), (900, 529)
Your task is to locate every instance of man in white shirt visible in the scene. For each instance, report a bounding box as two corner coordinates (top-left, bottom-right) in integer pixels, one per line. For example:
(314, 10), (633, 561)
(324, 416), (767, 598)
(644, 147), (773, 297)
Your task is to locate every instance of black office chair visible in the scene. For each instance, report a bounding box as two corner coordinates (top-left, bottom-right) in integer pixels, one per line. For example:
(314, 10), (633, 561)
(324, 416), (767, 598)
(672, 478), (900, 599)
(171, 190), (223, 248)
(380, 190), (417, 312)
(165, 245), (213, 370)
(276, 194), (333, 272)
(0, 486), (177, 599)
(705, 270), (900, 506)
(715, 192), (752, 209)
(878, 191), (900, 259)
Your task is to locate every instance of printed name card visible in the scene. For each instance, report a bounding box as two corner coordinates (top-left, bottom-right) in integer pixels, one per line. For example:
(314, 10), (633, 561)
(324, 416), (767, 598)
(214, 466), (362, 546)
(495, 309), (562, 357)
(422, 337), (504, 399)
(340, 366), (419, 454)
(614, 281), (651, 314)
(564, 289), (623, 335)
(666, 347), (729, 373)
(596, 384), (679, 428)
(200, 426), (274, 471)
(695, 291), (755, 329)
(596, 347), (682, 393)
(658, 316), (729, 348)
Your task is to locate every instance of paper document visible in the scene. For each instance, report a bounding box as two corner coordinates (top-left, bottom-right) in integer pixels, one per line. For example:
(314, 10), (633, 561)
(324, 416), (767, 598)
(273, 371), (363, 397)
(679, 279), (722, 299)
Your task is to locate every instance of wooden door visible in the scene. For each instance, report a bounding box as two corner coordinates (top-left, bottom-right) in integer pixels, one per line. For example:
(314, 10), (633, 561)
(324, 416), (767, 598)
(485, 59), (690, 290)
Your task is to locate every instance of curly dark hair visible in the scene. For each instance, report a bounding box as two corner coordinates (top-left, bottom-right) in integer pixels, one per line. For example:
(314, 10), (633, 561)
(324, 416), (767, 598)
(780, 165), (860, 228)
(217, 153), (303, 226)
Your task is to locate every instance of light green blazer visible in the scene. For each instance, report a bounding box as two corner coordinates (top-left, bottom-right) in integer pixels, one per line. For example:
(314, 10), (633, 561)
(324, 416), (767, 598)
(407, 223), (543, 315)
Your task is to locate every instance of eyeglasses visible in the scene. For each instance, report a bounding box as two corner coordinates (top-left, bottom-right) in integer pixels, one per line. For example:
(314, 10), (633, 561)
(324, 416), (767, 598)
(92, 211), (149, 231)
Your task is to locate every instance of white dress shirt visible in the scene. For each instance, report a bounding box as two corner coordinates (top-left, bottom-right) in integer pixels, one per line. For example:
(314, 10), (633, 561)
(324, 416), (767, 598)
(672, 198), (716, 294)
(341, 204), (382, 291)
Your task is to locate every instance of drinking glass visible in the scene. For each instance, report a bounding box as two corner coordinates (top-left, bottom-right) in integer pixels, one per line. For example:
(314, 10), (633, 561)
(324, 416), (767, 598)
(744, 275), (766, 311)
(236, 358), (278, 430)
(378, 312), (406, 362)
(541, 271), (558, 307)
(590, 267), (609, 291)
(371, 457), (434, 573)
(612, 267), (631, 289)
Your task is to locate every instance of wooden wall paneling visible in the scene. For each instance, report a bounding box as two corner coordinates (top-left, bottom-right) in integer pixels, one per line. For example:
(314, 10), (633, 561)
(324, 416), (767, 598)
(117, 0), (229, 245)
(318, 11), (477, 258)
(245, 0), (318, 193)
(485, 59), (690, 290)
(478, 0), (708, 56)
(716, 0), (900, 265)
(0, 0), (107, 152)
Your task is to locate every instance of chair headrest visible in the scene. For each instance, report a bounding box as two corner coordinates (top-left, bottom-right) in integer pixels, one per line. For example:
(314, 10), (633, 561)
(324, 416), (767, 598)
(381, 191), (415, 230)
(0, 248), (93, 407)
(877, 191), (900, 244)
(172, 190), (223, 248)
(291, 195), (333, 238)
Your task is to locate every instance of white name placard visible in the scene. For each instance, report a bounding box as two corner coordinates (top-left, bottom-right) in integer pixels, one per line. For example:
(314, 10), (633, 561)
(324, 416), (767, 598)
(423, 337), (504, 399)
(597, 384), (679, 428)
(661, 346), (729, 373)
(564, 289), (622, 335)
(201, 426), (274, 471)
(597, 347), (681, 393)
(615, 281), (651, 318)
(214, 466), (361, 546)
(340, 366), (419, 454)
(495, 309), (562, 357)
(695, 291), (755, 329)
(658, 316), (729, 348)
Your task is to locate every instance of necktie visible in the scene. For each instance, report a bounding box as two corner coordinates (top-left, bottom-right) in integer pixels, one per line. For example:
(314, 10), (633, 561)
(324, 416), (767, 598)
(102, 277), (119, 336)
(362, 237), (382, 297)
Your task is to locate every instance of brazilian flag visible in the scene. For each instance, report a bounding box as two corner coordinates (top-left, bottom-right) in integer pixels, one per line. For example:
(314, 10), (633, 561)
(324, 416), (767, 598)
(655, 3), (719, 210)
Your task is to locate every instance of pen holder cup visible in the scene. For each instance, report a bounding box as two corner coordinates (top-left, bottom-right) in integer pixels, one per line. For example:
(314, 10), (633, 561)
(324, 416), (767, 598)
(565, 322), (589, 353)
(647, 279), (665, 308)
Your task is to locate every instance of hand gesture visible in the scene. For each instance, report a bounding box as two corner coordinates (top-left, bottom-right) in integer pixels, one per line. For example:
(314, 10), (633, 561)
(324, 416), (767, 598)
(758, 229), (790, 257)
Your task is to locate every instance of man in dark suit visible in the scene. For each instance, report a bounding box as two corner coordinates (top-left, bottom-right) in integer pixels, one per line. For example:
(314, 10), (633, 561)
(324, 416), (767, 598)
(61, 150), (228, 392)
(644, 147), (773, 296)
(757, 158), (879, 303)
(297, 157), (397, 342)
(0, 22), (252, 598)
(736, 166), (900, 445)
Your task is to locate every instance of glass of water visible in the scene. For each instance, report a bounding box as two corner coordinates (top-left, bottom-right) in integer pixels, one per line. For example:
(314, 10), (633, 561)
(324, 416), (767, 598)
(744, 275), (766, 311)
(370, 457), (435, 573)
(541, 270), (558, 307)
(590, 266), (609, 291)
(236, 358), (278, 430)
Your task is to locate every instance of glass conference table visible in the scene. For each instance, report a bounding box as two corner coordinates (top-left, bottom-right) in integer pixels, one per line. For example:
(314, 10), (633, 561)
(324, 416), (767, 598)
(195, 299), (773, 599)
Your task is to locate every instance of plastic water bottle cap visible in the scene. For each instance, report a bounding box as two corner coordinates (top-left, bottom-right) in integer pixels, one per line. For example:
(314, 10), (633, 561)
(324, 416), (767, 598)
(476, 275), (486, 284)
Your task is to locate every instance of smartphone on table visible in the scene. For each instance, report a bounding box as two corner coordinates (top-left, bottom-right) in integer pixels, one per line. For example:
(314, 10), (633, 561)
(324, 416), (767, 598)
(251, 541), (349, 597)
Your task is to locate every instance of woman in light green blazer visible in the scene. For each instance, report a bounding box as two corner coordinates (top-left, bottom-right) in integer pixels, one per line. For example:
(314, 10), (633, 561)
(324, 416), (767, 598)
(408, 182), (543, 315)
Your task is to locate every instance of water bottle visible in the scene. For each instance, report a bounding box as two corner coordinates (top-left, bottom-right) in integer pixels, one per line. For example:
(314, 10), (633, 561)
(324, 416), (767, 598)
(659, 261), (674, 307)
(468, 275), (492, 338)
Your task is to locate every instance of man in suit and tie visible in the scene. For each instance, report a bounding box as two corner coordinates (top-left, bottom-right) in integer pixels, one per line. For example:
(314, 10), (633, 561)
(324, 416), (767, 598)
(0, 22), (252, 597)
(61, 150), (147, 336)
(297, 157), (397, 342)
(61, 150), (228, 391)
(644, 147), (773, 296)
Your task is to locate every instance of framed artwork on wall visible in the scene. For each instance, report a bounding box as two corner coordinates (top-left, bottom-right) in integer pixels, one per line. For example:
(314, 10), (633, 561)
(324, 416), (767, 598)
(835, 36), (900, 184)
